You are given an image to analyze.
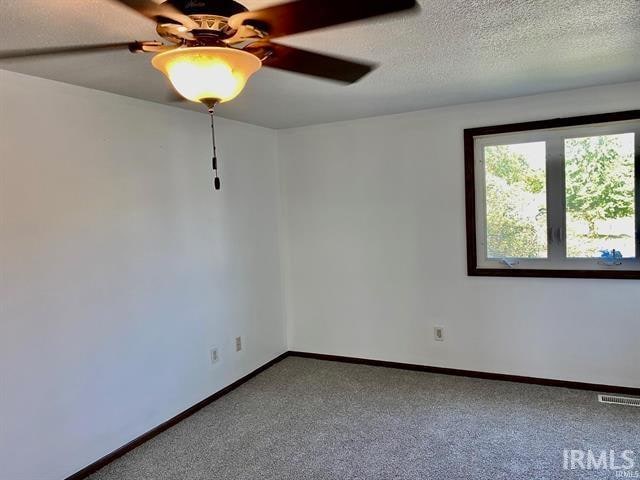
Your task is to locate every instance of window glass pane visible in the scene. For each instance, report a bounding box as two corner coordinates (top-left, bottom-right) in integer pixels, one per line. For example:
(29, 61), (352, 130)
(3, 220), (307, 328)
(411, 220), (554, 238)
(484, 142), (548, 259)
(565, 133), (636, 258)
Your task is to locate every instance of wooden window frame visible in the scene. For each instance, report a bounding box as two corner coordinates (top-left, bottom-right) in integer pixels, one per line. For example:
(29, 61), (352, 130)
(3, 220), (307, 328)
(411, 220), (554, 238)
(464, 110), (640, 280)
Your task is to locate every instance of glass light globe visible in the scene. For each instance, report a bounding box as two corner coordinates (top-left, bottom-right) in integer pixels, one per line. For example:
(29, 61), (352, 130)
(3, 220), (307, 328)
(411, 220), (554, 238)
(152, 47), (262, 104)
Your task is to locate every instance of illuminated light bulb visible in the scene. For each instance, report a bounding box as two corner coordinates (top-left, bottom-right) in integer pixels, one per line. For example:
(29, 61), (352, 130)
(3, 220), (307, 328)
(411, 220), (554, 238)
(152, 47), (262, 105)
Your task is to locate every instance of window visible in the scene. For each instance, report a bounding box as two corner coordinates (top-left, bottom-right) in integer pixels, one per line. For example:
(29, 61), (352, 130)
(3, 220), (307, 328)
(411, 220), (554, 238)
(464, 111), (640, 279)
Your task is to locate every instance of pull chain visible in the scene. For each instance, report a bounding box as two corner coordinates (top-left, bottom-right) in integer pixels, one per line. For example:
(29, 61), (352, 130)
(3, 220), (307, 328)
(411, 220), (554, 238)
(209, 106), (221, 191)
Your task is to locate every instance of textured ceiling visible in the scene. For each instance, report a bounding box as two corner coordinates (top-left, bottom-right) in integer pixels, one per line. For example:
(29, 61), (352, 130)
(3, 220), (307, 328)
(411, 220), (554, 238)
(1, 0), (639, 128)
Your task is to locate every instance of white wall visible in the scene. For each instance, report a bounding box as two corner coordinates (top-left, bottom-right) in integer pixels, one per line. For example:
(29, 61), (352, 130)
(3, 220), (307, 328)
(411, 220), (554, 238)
(0, 70), (286, 480)
(278, 81), (640, 389)
(1, 69), (639, 480)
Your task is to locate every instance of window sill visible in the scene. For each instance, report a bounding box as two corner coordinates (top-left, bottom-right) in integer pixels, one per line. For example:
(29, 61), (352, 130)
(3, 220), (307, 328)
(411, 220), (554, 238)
(468, 267), (640, 280)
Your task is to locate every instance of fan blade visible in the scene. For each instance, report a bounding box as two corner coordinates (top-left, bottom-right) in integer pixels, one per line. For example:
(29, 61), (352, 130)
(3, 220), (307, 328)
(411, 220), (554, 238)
(229, 0), (418, 39)
(245, 42), (374, 83)
(110, 0), (198, 28)
(0, 42), (137, 60)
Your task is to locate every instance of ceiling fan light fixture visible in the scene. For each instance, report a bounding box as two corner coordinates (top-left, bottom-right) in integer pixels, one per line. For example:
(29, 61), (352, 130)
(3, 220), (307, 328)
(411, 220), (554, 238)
(152, 47), (261, 104)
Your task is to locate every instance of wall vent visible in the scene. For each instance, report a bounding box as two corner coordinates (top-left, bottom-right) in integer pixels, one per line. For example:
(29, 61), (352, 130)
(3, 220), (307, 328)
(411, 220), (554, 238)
(598, 394), (640, 407)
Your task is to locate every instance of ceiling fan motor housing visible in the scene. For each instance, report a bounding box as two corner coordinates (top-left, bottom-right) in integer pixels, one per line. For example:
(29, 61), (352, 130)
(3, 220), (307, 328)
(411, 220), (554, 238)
(168, 0), (247, 17)
(159, 0), (259, 44)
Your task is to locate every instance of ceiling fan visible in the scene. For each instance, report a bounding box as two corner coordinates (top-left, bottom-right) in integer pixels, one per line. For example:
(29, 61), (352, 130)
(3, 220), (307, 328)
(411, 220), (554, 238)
(0, 0), (419, 189)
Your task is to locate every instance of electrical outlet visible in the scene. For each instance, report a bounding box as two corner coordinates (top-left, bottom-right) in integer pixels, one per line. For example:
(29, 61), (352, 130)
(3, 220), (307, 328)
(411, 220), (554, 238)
(210, 347), (219, 364)
(235, 336), (242, 352)
(434, 326), (444, 342)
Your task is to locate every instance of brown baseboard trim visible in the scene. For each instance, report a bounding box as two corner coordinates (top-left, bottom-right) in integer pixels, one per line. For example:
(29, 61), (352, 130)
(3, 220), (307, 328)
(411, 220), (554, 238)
(65, 352), (289, 480)
(288, 351), (640, 396)
(64, 349), (639, 479)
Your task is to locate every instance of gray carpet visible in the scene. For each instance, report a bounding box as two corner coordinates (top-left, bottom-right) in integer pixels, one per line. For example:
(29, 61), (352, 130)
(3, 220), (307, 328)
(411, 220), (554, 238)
(89, 357), (640, 480)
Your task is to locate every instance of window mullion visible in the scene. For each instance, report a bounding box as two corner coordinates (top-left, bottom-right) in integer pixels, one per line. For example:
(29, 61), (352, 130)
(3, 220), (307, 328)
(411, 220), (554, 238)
(546, 136), (566, 263)
(635, 129), (640, 260)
